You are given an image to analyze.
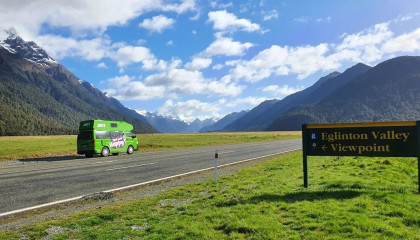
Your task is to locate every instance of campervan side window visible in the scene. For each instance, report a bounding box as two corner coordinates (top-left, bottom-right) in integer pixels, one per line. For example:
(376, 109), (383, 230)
(111, 123), (118, 128)
(126, 132), (135, 138)
(96, 131), (111, 139)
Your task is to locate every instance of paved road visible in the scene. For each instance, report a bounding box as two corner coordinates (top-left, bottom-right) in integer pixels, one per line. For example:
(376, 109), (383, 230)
(0, 139), (301, 215)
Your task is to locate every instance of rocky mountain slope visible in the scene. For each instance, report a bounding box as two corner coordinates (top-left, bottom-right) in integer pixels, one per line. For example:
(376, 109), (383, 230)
(0, 31), (156, 135)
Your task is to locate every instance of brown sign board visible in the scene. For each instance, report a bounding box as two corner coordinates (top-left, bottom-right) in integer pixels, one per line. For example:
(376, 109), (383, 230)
(301, 121), (420, 192)
(304, 121), (417, 157)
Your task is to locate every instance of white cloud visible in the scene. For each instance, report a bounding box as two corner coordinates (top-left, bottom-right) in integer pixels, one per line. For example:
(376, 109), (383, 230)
(104, 75), (166, 100)
(382, 28), (420, 53)
(224, 21), (420, 83)
(208, 10), (261, 33)
(106, 75), (134, 88)
(228, 44), (338, 82)
(139, 15), (175, 33)
(294, 17), (309, 23)
(336, 22), (393, 62)
(96, 62), (108, 69)
(316, 16), (332, 23)
(185, 57), (212, 70)
(145, 68), (243, 97)
(35, 35), (110, 61)
(157, 99), (222, 122)
(263, 10), (278, 21)
(210, 1), (233, 9)
(262, 85), (304, 96)
(200, 37), (253, 57)
(111, 45), (157, 72)
(0, 0), (196, 38)
(225, 96), (269, 108)
(212, 63), (224, 70)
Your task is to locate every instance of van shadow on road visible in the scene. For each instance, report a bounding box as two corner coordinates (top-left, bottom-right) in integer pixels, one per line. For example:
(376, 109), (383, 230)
(18, 155), (85, 162)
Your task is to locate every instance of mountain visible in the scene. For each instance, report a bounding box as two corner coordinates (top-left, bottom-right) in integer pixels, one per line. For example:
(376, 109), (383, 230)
(224, 63), (371, 131)
(267, 56), (420, 130)
(200, 110), (248, 132)
(0, 31), (157, 135)
(138, 111), (216, 133)
(223, 99), (281, 131)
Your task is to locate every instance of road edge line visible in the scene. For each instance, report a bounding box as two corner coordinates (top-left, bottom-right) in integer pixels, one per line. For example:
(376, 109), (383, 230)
(0, 148), (300, 219)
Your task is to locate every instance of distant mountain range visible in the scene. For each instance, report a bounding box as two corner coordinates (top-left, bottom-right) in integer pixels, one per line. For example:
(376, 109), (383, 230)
(267, 56), (420, 130)
(221, 56), (419, 131)
(1, 31), (418, 135)
(137, 111), (216, 133)
(200, 110), (248, 132)
(0, 31), (157, 135)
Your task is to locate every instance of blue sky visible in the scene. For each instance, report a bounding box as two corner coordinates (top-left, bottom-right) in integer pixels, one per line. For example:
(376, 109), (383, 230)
(1, 0), (420, 121)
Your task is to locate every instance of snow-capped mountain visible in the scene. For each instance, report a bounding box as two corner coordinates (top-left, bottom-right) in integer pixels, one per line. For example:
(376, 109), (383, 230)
(0, 29), (57, 66)
(137, 111), (216, 133)
(0, 30), (156, 135)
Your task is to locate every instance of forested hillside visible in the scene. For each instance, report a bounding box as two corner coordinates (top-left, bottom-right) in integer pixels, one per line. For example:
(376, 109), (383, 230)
(0, 33), (156, 135)
(267, 56), (420, 130)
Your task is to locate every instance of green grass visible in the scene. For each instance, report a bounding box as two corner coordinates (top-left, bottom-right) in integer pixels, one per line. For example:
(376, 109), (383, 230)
(0, 132), (300, 161)
(137, 131), (300, 151)
(0, 136), (76, 161)
(1, 152), (419, 239)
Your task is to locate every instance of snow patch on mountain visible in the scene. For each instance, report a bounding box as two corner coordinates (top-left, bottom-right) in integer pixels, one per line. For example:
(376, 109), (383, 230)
(0, 29), (58, 66)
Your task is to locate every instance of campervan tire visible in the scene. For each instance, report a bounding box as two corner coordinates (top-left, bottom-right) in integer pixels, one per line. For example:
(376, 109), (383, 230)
(127, 145), (134, 154)
(101, 147), (110, 157)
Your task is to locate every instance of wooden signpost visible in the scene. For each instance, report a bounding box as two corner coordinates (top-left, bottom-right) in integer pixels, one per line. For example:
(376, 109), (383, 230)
(302, 121), (420, 192)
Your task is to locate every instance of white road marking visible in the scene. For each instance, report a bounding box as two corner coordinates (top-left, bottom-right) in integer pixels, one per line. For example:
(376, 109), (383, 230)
(0, 148), (300, 218)
(105, 162), (156, 171)
(94, 160), (116, 164)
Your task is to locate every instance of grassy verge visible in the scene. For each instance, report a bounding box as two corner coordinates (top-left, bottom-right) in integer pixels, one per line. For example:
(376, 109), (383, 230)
(1, 152), (419, 239)
(0, 132), (300, 161)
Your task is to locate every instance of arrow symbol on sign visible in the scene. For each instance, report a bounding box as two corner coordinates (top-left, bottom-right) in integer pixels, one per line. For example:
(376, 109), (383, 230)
(322, 145), (327, 151)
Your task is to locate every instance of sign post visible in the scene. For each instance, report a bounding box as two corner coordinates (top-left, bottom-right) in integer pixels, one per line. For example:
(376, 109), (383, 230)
(302, 121), (419, 192)
(214, 149), (218, 185)
(302, 124), (309, 188)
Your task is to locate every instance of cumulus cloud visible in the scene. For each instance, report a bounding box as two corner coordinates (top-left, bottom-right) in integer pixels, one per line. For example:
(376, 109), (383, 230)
(225, 97), (269, 108)
(199, 37), (254, 57)
(111, 45), (157, 72)
(382, 28), (420, 53)
(35, 35), (111, 61)
(294, 16), (309, 23)
(227, 43), (339, 82)
(262, 10), (278, 21)
(157, 99), (223, 122)
(224, 21), (420, 83)
(145, 68), (243, 97)
(208, 10), (261, 33)
(185, 57), (212, 70)
(139, 15), (175, 33)
(104, 75), (166, 100)
(0, 0), (195, 37)
(337, 22), (393, 62)
(262, 85), (304, 96)
(96, 62), (108, 69)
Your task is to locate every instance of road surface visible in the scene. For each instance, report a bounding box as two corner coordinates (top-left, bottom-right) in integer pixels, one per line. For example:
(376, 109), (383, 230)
(0, 139), (301, 216)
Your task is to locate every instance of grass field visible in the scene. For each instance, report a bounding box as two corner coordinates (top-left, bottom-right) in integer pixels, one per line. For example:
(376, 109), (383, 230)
(1, 152), (419, 239)
(0, 132), (300, 161)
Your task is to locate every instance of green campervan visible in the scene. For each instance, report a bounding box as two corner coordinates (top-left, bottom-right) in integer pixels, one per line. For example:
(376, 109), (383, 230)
(77, 120), (139, 158)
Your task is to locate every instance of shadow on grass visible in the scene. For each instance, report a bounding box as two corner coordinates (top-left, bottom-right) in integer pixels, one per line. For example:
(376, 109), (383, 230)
(218, 190), (363, 207)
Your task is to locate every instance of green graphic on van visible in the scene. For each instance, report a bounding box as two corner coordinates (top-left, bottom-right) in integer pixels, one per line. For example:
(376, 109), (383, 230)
(77, 120), (138, 158)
